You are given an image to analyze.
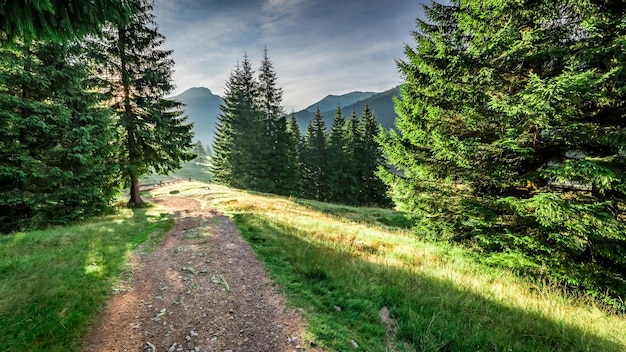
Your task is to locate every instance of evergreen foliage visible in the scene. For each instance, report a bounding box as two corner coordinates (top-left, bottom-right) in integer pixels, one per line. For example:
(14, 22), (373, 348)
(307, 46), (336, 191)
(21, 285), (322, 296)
(285, 113), (303, 196)
(358, 104), (391, 206)
(211, 66), (241, 187)
(0, 0), (138, 42)
(258, 48), (299, 195)
(301, 108), (329, 201)
(210, 51), (389, 206)
(298, 105), (390, 206)
(0, 40), (118, 232)
(192, 142), (207, 162)
(212, 51), (300, 195)
(271, 113), (299, 195)
(211, 56), (266, 190)
(378, 0), (626, 307)
(344, 109), (363, 205)
(94, 0), (194, 206)
(326, 105), (354, 203)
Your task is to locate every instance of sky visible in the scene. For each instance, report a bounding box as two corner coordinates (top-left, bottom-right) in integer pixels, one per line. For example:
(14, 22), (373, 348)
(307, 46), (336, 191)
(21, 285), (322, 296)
(153, 0), (426, 112)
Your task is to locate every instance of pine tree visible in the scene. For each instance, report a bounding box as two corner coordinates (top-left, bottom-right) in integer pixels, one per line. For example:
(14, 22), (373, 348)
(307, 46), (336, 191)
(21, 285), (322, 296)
(213, 50), (299, 195)
(211, 65), (240, 187)
(95, 0), (194, 206)
(358, 104), (390, 206)
(344, 109), (362, 205)
(271, 113), (301, 195)
(300, 121), (316, 200)
(0, 40), (118, 232)
(258, 48), (290, 194)
(378, 1), (482, 217)
(192, 142), (206, 162)
(379, 0), (626, 305)
(237, 55), (269, 191)
(211, 56), (265, 190)
(326, 105), (352, 203)
(285, 113), (302, 196)
(301, 108), (329, 201)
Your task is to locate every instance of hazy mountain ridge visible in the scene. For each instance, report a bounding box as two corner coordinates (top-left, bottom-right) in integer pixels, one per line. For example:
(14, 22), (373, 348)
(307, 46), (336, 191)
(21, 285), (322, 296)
(294, 86), (399, 132)
(171, 86), (398, 147)
(304, 91), (376, 113)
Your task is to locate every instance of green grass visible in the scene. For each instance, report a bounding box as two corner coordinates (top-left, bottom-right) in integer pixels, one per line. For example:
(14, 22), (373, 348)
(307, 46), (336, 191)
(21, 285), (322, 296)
(139, 160), (211, 185)
(160, 183), (626, 352)
(0, 206), (174, 351)
(296, 198), (417, 228)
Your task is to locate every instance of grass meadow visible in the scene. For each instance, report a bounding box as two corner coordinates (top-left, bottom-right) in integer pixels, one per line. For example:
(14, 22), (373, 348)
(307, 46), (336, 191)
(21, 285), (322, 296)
(139, 160), (212, 186)
(2, 177), (625, 351)
(153, 182), (626, 352)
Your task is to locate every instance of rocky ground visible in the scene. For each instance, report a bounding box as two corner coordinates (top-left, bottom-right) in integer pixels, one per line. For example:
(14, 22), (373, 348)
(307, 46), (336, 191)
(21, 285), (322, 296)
(82, 196), (322, 352)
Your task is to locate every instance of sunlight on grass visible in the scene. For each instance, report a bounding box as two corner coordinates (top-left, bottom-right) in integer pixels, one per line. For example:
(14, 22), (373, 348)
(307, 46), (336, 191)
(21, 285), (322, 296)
(139, 161), (212, 185)
(0, 205), (174, 351)
(157, 182), (626, 351)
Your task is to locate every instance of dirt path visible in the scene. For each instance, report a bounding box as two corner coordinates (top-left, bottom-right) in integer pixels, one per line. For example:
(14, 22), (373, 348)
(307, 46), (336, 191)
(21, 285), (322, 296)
(82, 196), (319, 352)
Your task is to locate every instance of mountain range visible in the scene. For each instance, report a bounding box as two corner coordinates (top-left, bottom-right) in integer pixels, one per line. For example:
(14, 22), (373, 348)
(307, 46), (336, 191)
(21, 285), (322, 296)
(293, 86), (399, 133)
(170, 86), (399, 148)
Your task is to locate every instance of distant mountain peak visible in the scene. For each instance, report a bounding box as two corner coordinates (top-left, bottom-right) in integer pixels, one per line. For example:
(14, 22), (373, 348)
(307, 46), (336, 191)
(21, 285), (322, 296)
(170, 87), (224, 146)
(187, 86), (213, 93)
(172, 87), (221, 102)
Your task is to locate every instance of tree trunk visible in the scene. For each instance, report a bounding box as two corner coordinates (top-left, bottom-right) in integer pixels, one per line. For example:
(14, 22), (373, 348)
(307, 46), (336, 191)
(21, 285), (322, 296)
(118, 25), (144, 208)
(128, 172), (144, 207)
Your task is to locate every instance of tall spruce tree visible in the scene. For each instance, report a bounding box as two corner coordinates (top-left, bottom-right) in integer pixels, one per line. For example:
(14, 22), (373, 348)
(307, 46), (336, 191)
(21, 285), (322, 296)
(211, 66), (239, 187)
(379, 0), (626, 305)
(358, 104), (390, 206)
(95, 0), (194, 206)
(271, 113), (300, 195)
(326, 105), (353, 203)
(301, 108), (329, 201)
(213, 51), (299, 195)
(258, 48), (295, 195)
(344, 109), (362, 205)
(285, 113), (302, 196)
(378, 1), (481, 218)
(211, 56), (265, 190)
(192, 142), (207, 162)
(0, 40), (118, 231)
(237, 55), (269, 191)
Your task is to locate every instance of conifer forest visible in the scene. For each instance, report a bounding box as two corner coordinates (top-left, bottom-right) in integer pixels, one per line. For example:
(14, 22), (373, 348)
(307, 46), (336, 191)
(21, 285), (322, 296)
(1, 0), (625, 326)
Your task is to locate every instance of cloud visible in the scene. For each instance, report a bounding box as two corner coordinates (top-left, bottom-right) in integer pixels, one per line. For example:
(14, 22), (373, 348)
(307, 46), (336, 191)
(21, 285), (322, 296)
(262, 0), (308, 16)
(154, 0), (424, 109)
